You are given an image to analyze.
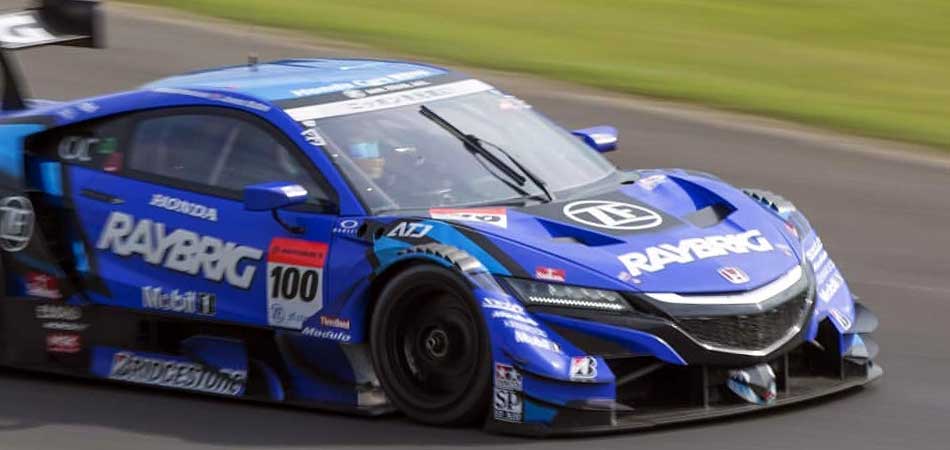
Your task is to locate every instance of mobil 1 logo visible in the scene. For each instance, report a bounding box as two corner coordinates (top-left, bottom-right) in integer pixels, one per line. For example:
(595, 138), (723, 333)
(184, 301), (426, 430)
(266, 238), (328, 329)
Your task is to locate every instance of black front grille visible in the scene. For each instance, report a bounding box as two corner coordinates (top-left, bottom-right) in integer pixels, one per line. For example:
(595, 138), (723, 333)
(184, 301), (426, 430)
(676, 291), (811, 352)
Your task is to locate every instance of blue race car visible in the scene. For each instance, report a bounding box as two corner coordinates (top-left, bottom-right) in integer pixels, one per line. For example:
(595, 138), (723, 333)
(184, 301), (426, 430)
(0, 0), (880, 436)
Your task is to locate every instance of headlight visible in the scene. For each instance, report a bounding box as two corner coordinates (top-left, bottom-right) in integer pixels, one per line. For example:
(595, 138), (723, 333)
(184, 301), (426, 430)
(504, 278), (630, 312)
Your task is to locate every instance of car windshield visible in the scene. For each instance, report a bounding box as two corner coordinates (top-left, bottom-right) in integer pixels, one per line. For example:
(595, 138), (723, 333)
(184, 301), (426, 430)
(300, 89), (617, 213)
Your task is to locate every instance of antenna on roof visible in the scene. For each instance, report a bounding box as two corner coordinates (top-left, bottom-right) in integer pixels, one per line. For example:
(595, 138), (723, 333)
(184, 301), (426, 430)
(248, 52), (259, 71)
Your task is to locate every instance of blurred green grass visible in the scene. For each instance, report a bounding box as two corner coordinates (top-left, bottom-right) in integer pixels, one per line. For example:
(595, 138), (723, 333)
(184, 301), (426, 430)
(127, 0), (950, 149)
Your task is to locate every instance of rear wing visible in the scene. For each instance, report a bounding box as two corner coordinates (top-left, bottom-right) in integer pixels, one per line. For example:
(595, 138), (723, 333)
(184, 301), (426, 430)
(0, 0), (103, 111)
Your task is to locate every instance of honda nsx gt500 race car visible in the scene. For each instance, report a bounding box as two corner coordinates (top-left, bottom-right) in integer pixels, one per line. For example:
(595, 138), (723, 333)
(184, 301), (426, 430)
(0, 0), (880, 436)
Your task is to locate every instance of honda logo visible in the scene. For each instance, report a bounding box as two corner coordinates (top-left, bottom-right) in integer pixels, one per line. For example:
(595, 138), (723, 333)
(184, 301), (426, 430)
(562, 200), (662, 231)
(0, 196), (34, 252)
(718, 266), (750, 284)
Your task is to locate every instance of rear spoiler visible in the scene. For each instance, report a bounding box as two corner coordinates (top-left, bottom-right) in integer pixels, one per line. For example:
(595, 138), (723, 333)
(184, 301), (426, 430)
(0, 0), (103, 111)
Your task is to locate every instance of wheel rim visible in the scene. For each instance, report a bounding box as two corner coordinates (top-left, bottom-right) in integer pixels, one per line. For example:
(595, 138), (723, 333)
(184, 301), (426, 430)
(385, 286), (482, 411)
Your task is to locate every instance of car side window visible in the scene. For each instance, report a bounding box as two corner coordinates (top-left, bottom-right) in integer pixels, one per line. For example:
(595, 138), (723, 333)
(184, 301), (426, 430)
(128, 114), (233, 185)
(127, 111), (330, 204)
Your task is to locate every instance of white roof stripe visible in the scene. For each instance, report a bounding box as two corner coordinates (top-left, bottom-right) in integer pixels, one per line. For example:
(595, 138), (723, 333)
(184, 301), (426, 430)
(285, 79), (494, 121)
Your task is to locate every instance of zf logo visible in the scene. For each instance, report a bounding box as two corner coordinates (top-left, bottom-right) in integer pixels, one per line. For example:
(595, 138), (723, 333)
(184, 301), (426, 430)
(0, 12), (54, 48)
(58, 137), (99, 162)
(562, 200), (663, 231)
(0, 196), (34, 252)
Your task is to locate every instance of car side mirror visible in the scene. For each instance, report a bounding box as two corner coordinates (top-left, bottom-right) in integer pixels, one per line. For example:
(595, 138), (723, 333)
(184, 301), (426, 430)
(572, 126), (618, 153)
(244, 182), (309, 211)
(244, 182), (311, 234)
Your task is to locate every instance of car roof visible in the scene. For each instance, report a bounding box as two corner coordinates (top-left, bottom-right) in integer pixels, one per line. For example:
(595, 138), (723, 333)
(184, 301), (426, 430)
(144, 58), (451, 103)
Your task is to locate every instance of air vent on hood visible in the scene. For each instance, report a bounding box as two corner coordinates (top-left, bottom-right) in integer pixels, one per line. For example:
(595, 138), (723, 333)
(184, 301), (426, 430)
(684, 202), (735, 228)
(537, 218), (626, 247)
(669, 176), (736, 228)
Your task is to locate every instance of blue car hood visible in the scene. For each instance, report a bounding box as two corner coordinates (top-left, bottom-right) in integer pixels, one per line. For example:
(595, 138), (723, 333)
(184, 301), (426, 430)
(428, 171), (802, 294)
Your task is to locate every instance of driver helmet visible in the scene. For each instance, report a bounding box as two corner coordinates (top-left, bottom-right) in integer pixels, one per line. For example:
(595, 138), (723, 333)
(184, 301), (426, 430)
(347, 132), (385, 180)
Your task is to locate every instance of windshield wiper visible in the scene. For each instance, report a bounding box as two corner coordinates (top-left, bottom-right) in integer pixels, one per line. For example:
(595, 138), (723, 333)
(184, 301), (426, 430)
(419, 105), (552, 202)
(476, 138), (553, 202)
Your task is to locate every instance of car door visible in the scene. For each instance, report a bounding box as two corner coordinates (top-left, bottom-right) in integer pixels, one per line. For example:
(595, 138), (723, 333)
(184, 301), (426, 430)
(65, 107), (339, 330)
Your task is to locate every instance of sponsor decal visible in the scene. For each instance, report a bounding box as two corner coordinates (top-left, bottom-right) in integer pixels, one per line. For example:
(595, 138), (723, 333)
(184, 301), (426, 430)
(563, 200), (662, 231)
(429, 207), (507, 228)
(784, 221), (799, 239)
(77, 102), (99, 114)
(46, 333), (81, 354)
(43, 321), (88, 331)
(718, 266), (750, 284)
(35, 304), (81, 321)
(386, 222), (432, 238)
(637, 174), (667, 191)
(818, 273), (844, 303)
(493, 363), (523, 422)
(301, 327), (351, 342)
(286, 79), (494, 121)
(152, 87), (271, 112)
(25, 272), (61, 299)
(58, 136), (98, 162)
(332, 219), (361, 235)
(291, 83), (359, 98)
(142, 286), (216, 316)
(829, 308), (853, 330)
(493, 388), (523, 423)
(727, 364), (777, 405)
(319, 315), (351, 330)
(514, 330), (561, 353)
(96, 212), (263, 289)
(342, 89), (367, 99)
(344, 80), (432, 99)
(494, 363), (523, 390)
(0, 196), (34, 252)
(502, 320), (547, 337)
(280, 184), (308, 198)
(0, 12), (54, 47)
(618, 229), (775, 277)
(108, 350), (247, 396)
(805, 237), (824, 264)
(267, 238), (328, 329)
(300, 127), (326, 146)
(805, 236), (845, 303)
(617, 270), (641, 284)
(97, 137), (119, 155)
(534, 266), (566, 282)
(289, 69), (435, 98)
(57, 108), (77, 121)
(815, 259), (837, 285)
(149, 194), (218, 222)
(496, 94), (531, 110)
(482, 297), (525, 314)
(569, 356), (597, 381)
(490, 310), (538, 326)
(812, 248), (829, 271)
(103, 152), (124, 172)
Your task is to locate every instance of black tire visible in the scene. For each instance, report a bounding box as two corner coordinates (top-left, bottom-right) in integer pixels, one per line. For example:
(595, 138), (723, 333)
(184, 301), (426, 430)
(369, 264), (491, 426)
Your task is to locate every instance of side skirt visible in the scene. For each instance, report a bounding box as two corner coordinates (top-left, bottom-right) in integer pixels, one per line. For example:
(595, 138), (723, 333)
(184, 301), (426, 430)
(0, 296), (392, 416)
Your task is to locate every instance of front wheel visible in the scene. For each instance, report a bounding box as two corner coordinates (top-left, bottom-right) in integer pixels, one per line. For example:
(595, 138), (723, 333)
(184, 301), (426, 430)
(369, 265), (491, 426)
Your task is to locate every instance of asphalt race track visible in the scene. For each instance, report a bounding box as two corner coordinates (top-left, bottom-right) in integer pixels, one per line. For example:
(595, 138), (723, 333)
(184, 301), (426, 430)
(2, 3), (949, 450)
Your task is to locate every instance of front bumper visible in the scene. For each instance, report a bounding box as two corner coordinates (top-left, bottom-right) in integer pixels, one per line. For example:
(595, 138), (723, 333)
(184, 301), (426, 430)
(488, 361), (881, 436)
(486, 297), (881, 436)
